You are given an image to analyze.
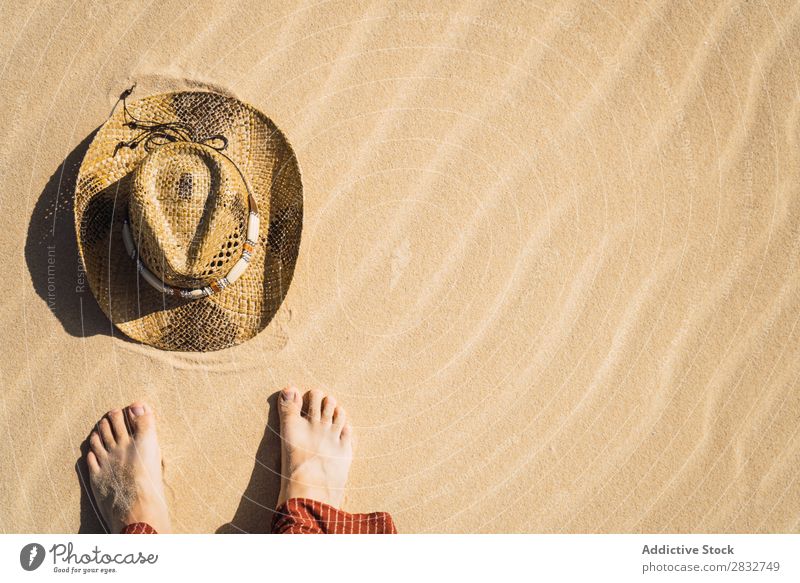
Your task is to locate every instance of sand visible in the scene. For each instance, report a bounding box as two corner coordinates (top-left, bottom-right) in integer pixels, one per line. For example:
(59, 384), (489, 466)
(1, 0), (799, 533)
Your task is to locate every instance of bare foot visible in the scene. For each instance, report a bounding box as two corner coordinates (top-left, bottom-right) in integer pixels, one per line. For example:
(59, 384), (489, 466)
(277, 387), (353, 509)
(85, 403), (171, 533)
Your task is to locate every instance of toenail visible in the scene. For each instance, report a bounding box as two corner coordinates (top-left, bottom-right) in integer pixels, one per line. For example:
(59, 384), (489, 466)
(281, 389), (293, 401)
(130, 405), (145, 416)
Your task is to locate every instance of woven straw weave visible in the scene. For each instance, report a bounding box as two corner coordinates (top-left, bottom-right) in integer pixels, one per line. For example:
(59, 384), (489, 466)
(74, 91), (303, 351)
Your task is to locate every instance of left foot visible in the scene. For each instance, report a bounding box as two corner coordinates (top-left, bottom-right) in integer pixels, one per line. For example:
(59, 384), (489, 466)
(84, 403), (171, 533)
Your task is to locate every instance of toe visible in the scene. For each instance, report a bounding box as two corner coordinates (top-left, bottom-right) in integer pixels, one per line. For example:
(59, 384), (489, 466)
(279, 386), (301, 423)
(126, 402), (156, 436)
(107, 409), (129, 443)
(304, 389), (323, 422)
(340, 423), (353, 444)
(86, 451), (101, 475)
(98, 418), (115, 447)
(333, 405), (347, 429)
(89, 432), (106, 460)
(321, 396), (336, 422)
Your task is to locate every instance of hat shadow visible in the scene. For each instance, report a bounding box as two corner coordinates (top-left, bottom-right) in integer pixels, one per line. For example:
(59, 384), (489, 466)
(216, 391), (283, 533)
(24, 128), (125, 341)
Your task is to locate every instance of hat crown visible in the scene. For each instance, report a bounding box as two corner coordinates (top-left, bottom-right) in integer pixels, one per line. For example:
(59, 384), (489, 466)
(129, 142), (248, 289)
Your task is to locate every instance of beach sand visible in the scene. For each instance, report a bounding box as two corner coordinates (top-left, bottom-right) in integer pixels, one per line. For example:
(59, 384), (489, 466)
(1, 0), (799, 533)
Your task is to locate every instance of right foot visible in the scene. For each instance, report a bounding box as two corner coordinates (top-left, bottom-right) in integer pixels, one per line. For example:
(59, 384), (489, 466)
(85, 403), (171, 534)
(276, 387), (353, 509)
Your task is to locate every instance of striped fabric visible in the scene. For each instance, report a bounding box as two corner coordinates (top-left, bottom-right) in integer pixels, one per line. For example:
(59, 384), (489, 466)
(120, 522), (158, 534)
(271, 498), (397, 534)
(119, 499), (397, 534)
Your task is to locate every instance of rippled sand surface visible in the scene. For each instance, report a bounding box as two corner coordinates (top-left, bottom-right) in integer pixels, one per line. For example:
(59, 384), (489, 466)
(1, 0), (799, 533)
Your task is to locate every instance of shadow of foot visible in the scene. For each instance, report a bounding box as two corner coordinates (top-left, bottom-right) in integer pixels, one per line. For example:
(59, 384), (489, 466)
(75, 438), (108, 534)
(216, 392), (283, 533)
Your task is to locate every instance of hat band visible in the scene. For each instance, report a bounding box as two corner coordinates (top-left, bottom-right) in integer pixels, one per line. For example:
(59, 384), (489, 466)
(122, 208), (260, 299)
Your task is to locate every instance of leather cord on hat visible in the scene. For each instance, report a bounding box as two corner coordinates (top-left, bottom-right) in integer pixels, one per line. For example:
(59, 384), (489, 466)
(113, 84), (228, 155)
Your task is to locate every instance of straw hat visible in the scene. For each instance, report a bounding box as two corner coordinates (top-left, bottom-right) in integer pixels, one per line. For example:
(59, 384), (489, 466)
(74, 89), (303, 351)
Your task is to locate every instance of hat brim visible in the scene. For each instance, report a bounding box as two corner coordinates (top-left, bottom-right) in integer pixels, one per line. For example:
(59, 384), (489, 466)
(74, 91), (303, 351)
